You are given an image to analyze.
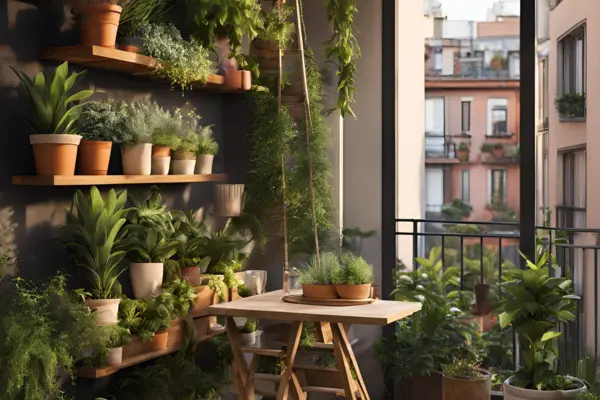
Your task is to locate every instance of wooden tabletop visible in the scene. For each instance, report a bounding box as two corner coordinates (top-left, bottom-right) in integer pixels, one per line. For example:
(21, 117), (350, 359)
(209, 290), (421, 326)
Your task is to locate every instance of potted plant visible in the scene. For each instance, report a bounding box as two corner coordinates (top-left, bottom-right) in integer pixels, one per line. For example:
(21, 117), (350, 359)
(442, 354), (491, 400)
(254, 5), (295, 52)
(65, 187), (128, 325)
(492, 143), (504, 158)
(71, 0), (123, 47)
(127, 228), (179, 299)
(498, 252), (587, 399)
(555, 93), (586, 119)
(442, 199), (472, 221)
(456, 143), (470, 162)
(195, 125), (218, 174)
(76, 99), (124, 175)
(213, 184), (245, 216)
(9, 62), (93, 176)
(118, 0), (170, 53)
(99, 325), (131, 366)
(151, 107), (181, 176)
(137, 295), (173, 350)
(298, 252), (341, 299)
(115, 101), (155, 175)
(162, 278), (197, 320)
(172, 131), (199, 175)
(332, 253), (374, 299)
(239, 318), (258, 345)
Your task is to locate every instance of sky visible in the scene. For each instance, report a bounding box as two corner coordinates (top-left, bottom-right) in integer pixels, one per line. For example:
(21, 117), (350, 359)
(441, 0), (504, 21)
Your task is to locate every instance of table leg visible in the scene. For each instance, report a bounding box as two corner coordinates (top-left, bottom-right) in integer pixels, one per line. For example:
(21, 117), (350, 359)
(275, 321), (303, 400)
(334, 323), (371, 400)
(226, 317), (251, 400)
(331, 324), (357, 400)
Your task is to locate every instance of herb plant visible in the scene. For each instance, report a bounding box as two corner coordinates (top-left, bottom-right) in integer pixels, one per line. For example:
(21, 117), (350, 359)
(119, 0), (170, 37)
(163, 278), (197, 319)
(77, 99), (128, 141)
(333, 253), (373, 285)
(197, 125), (218, 155)
(242, 318), (257, 334)
(9, 61), (94, 134)
(207, 275), (227, 301)
(443, 354), (485, 380)
(257, 5), (295, 48)
(174, 132), (200, 155)
(151, 106), (181, 149)
(298, 252), (341, 285)
(116, 101), (160, 144)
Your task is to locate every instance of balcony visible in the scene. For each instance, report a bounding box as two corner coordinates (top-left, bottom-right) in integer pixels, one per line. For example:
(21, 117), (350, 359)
(425, 134), (470, 164)
(480, 142), (519, 164)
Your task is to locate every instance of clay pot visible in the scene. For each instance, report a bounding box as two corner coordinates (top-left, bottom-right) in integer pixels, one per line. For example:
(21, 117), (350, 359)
(147, 329), (169, 351)
(151, 157), (170, 175)
(118, 36), (143, 53)
(129, 262), (164, 299)
(181, 266), (201, 287)
(171, 160), (196, 175)
(105, 347), (123, 366)
(503, 376), (587, 399)
(152, 145), (171, 158)
(239, 331), (256, 346)
(77, 140), (112, 175)
(396, 372), (443, 400)
(80, 4), (122, 48)
(30, 134), (81, 176)
(474, 284), (492, 315)
(241, 70), (252, 91)
(253, 39), (279, 51)
(85, 298), (121, 325)
(302, 284), (338, 299)
(213, 184), (244, 216)
(492, 146), (504, 158)
(224, 66), (242, 90)
(195, 154), (214, 174)
(334, 283), (372, 300)
(442, 370), (490, 400)
(456, 149), (469, 163)
(121, 143), (152, 175)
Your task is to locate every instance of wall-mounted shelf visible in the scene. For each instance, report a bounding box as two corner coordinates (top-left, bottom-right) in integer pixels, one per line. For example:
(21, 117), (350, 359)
(12, 174), (227, 186)
(39, 46), (247, 93)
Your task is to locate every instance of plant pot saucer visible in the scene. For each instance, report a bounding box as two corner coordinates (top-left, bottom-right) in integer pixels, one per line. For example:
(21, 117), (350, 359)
(282, 295), (376, 306)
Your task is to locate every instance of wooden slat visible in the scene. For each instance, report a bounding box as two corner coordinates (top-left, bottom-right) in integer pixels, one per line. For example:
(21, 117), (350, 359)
(12, 174), (227, 186)
(255, 373), (282, 382)
(303, 386), (344, 395)
(241, 348), (286, 357)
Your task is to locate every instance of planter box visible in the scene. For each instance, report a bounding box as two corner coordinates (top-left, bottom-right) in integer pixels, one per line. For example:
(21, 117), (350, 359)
(395, 373), (442, 400)
(123, 320), (181, 359)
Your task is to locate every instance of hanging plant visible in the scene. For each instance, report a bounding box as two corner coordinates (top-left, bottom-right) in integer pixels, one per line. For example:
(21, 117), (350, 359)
(324, 0), (360, 118)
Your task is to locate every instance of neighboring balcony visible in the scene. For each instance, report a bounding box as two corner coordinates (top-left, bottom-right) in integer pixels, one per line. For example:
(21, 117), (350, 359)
(425, 134), (471, 164)
(480, 141), (519, 164)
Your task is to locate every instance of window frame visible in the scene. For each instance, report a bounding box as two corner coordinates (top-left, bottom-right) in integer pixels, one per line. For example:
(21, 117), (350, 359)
(558, 23), (585, 96)
(559, 149), (586, 228)
(461, 101), (471, 133)
(488, 169), (507, 205)
(461, 169), (470, 203)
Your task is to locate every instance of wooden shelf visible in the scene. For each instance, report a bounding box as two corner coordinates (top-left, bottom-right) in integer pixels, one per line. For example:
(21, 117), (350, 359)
(12, 173), (227, 186)
(39, 46), (247, 93)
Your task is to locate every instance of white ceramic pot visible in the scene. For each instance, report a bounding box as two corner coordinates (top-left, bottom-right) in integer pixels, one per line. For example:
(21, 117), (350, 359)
(121, 143), (152, 175)
(105, 347), (123, 366)
(151, 157), (170, 175)
(171, 159), (196, 175)
(85, 298), (121, 325)
(195, 154), (214, 174)
(239, 331), (256, 346)
(213, 184), (244, 216)
(503, 377), (587, 400)
(129, 262), (164, 299)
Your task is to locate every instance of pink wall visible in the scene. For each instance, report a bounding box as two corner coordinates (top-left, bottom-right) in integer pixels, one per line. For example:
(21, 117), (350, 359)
(477, 18), (520, 38)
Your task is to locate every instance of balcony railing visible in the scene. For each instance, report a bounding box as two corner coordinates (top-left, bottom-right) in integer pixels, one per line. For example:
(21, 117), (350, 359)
(425, 134), (457, 160)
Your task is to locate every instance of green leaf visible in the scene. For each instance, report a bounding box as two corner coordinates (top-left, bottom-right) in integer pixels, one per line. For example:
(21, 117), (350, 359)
(541, 331), (562, 342)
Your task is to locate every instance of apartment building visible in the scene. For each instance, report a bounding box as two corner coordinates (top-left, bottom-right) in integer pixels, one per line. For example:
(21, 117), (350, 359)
(424, 15), (521, 223)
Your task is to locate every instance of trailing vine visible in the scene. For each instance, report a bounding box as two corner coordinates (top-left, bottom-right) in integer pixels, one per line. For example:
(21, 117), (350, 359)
(324, 0), (360, 118)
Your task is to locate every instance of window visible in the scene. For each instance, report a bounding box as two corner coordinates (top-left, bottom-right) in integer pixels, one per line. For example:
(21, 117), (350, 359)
(461, 170), (470, 203)
(487, 98), (509, 136)
(560, 150), (586, 228)
(508, 52), (520, 78)
(461, 101), (471, 132)
(433, 48), (443, 70)
(538, 58), (548, 130)
(488, 169), (507, 204)
(559, 25), (585, 95)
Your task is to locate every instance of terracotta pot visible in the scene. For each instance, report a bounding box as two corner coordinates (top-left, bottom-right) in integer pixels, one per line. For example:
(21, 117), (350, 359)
(302, 284), (338, 299)
(30, 134), (81, 176)
(152, 145), (171, 158)
(118, 36), (143, 53)
(395, 372), (443, 400)
(181, 266), (201, 287)
(151, 157), (170, 175)
(456, 149), (469, 162)
(147, 329), (169, 351)
(443, 370), (490, 400)
(334, 283), (372, 300)
(80, 4), (122, 48)
(129, 262), (164, 299)
(241, 70), (252, 91)
(121, 143), (152, 175)
(213, 184), (244, 216)
(224, 66), (242, 90)
(492, 147), (504, 158)
(253, 39), (279, 51)
(239, 331), (256, 346)
(193, 285), (216, 312)
(195, 154), (214, 174)
(85, 298), (120, 325)
(474, 284), (492, 315)
(77, 140), (112, 175)
(503, 377), (587, 399)
(105, 347), (123, 366)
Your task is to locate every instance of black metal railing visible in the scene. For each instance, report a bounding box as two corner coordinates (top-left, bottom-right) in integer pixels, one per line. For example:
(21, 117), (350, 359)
(395, 218), (600, 374)
(425, 135), (457, 159)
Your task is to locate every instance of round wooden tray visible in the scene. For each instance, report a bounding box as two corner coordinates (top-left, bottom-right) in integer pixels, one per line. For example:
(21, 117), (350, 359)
(282, 295), (376, 306)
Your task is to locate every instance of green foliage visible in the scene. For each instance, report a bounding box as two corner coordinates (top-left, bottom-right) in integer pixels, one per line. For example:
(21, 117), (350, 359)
(324, 0), (360, 118)
(94, 324), (131, 366)
(298, 252), (341, 285)
(127, 227), (179, 263)
(175, 132), (200, 155)
(299, 324), (316, 350)
(119, 0), (171, 37)
(497, 252), (580, 390)
(65, 187), (128, 299)
(197, 125), (218, 155)
(209, 259), (242, 275)
(115, 101), (161, 144)
(151, 105), (182, 148)
(0, 274), (109, 400)
(447, 224), (483, 234)
(163, 278), (197, 319)
(257, 5), (295, 47)
(118, 297), (147, 333)
(9, 61), (93, 134)
(242, 318), (257, 334)
(555, 93), (586, 118)
(136, 293), (174, 341)
(127, 186), (175, 233)
(442, 199), (472, 220)
(238, 283), (251, 298)
(200, 223), (247, 271)
(481, 324), (514, 370)
(188, 0), (263, 58)
(490, 369), (515, 391)
(207, 275), (227, 301)
(342, 227), (376, 254)
(458, 142), (469, 151)
(140, 22), (212, 91)
(77, 99), (128, 141)
(333, 253), (373, 285)
(223, 266), (239, 289)
(443, 354), (485, 380)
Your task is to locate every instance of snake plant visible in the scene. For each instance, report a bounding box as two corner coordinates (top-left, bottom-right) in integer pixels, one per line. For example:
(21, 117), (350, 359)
(65, 187), (129, 299)
(9, 61), (93, 134)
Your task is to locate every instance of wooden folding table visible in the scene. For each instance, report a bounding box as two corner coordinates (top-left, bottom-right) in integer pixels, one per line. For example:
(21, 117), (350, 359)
(209, 290), (421, 400)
